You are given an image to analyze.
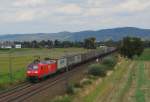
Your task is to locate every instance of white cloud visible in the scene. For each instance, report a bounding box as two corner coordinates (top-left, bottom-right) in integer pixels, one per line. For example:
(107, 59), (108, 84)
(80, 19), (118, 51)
(13, 0), (47, 7)
(117, 0), (150, 13)
(56, 4), (82, 15)
(14, 10), (37, 22)
(0, 0), (150, 34)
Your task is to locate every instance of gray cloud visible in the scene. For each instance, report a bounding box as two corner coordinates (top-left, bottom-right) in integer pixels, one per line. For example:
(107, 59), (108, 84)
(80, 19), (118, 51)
(0, 0), (150, 34)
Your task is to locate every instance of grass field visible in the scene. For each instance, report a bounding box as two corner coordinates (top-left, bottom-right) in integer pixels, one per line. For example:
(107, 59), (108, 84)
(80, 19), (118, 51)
(135, 48), (150, 61)
(0, 48), (89, 88)
(73, 48), (150, 102)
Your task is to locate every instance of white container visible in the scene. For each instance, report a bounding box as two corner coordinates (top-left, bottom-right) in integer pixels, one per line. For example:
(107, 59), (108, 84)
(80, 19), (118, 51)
(56, 58), (67, 70)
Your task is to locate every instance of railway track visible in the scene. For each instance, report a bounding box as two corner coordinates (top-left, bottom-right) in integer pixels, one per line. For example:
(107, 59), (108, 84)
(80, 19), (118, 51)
(0, 82), (32, 99)
(0, 64), (84, 102)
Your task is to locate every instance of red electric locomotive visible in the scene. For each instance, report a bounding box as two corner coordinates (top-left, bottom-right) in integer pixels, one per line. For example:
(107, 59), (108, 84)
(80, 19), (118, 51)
(26, 60), (57, 81)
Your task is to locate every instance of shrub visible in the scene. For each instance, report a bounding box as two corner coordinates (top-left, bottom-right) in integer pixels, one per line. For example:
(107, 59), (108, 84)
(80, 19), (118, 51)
(80, 78), (92, 86)
(88, 64), (107, 77)
(74, 83), (83, 88)
(66, 83), (75, 95)
(102, 56), (117, 70)
(51, 95), (72, 102)
(88, 75), (98, 80)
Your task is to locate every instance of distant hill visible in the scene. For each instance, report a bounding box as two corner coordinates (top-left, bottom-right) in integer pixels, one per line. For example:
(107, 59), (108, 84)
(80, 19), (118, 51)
(0, 27), (150, 41)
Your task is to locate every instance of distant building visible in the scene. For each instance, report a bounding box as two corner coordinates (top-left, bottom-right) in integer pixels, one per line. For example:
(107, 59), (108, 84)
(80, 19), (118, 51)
(0, 41), (14, 48)
(0, 41), (22, 49)
(15, 44), (22, 48)
(1, 46), (12, 48)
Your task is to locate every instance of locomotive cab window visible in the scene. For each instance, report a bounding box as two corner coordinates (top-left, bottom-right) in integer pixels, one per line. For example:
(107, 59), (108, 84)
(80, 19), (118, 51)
(33, 65), (38, 70)
(60, 60), (64, 64)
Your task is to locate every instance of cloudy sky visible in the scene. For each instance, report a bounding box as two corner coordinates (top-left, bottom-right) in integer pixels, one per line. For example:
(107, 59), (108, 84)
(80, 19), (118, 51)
(0, 0), (150, 34)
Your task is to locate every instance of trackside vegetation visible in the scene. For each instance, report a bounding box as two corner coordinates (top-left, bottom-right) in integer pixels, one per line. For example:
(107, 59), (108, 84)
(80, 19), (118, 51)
(66, 83), (76, 95)
(101, 56), (117, 70)
(88, 64), (107, 77)
(88, 56), (117, 77)
(78, 49), (149, 102)
(50, 95), (72, 102)
(50, 48), (150, 102)
(50, 55), (118, 102)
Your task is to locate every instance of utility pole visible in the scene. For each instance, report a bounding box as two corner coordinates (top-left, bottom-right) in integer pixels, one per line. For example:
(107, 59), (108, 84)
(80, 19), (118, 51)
(9, 49), (13, 81)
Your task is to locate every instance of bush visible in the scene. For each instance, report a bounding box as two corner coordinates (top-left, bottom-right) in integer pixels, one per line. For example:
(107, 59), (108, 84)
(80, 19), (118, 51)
(51, 95), (72, 102)
(66, 83), (75, 95)
(102, 57), (117, 70)
(74, 83), (83, 88)
(88, 75), (98, 80)
(88, 64), (107, 77)
(80, 78), (92, 86)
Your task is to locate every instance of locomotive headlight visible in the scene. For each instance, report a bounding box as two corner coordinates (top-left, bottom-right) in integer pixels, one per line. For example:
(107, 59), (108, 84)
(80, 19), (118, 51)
(34, 71), (38, 74)
(27, 71), (31, 73)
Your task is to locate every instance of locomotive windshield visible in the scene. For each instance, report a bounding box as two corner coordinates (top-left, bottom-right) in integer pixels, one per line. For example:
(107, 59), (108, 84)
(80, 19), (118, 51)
(33, 65), (38, 70)
(28, 64), (38, 70)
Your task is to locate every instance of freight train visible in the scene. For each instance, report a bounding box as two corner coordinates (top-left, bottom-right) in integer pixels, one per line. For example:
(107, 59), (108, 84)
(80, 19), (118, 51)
(26, 47), (116, 81)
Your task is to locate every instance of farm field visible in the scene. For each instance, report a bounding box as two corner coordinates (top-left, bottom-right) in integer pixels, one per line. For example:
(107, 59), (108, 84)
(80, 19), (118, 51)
(0, 48), (90, 87)
(73, 48), (150, 102)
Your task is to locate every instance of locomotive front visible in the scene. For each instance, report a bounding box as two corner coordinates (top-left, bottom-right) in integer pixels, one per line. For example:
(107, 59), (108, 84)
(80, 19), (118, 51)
(26, 63), (39, 81)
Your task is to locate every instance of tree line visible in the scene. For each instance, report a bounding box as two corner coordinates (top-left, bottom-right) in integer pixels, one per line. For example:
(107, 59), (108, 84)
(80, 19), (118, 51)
(13, 39), (120, 49)
(13, 37), (114, 49)
(1, 37), (150, 59)
(14, 40), (84, 48)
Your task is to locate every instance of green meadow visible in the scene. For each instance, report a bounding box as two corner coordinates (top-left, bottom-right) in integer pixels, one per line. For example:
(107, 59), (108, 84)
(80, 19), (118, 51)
(0, 48), (89, 88)
(135, 48), (150, 61)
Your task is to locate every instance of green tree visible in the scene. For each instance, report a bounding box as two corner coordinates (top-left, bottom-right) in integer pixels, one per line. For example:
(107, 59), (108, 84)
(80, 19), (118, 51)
(62, 41), (73, 48)
(47, 40), (53, 48)
(84, 37), (96, 49)
(54, 40), (61, 48)
(32, 40), (39, 48)
(120, 37), (144, 59)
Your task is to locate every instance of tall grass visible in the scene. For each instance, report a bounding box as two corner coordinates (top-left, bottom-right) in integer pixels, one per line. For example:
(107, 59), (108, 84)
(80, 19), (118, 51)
(84, 60), (129, 102)
(50, 95), (72, 102)
(116, 64), (134, 102)
(135, 62), (146, 102)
